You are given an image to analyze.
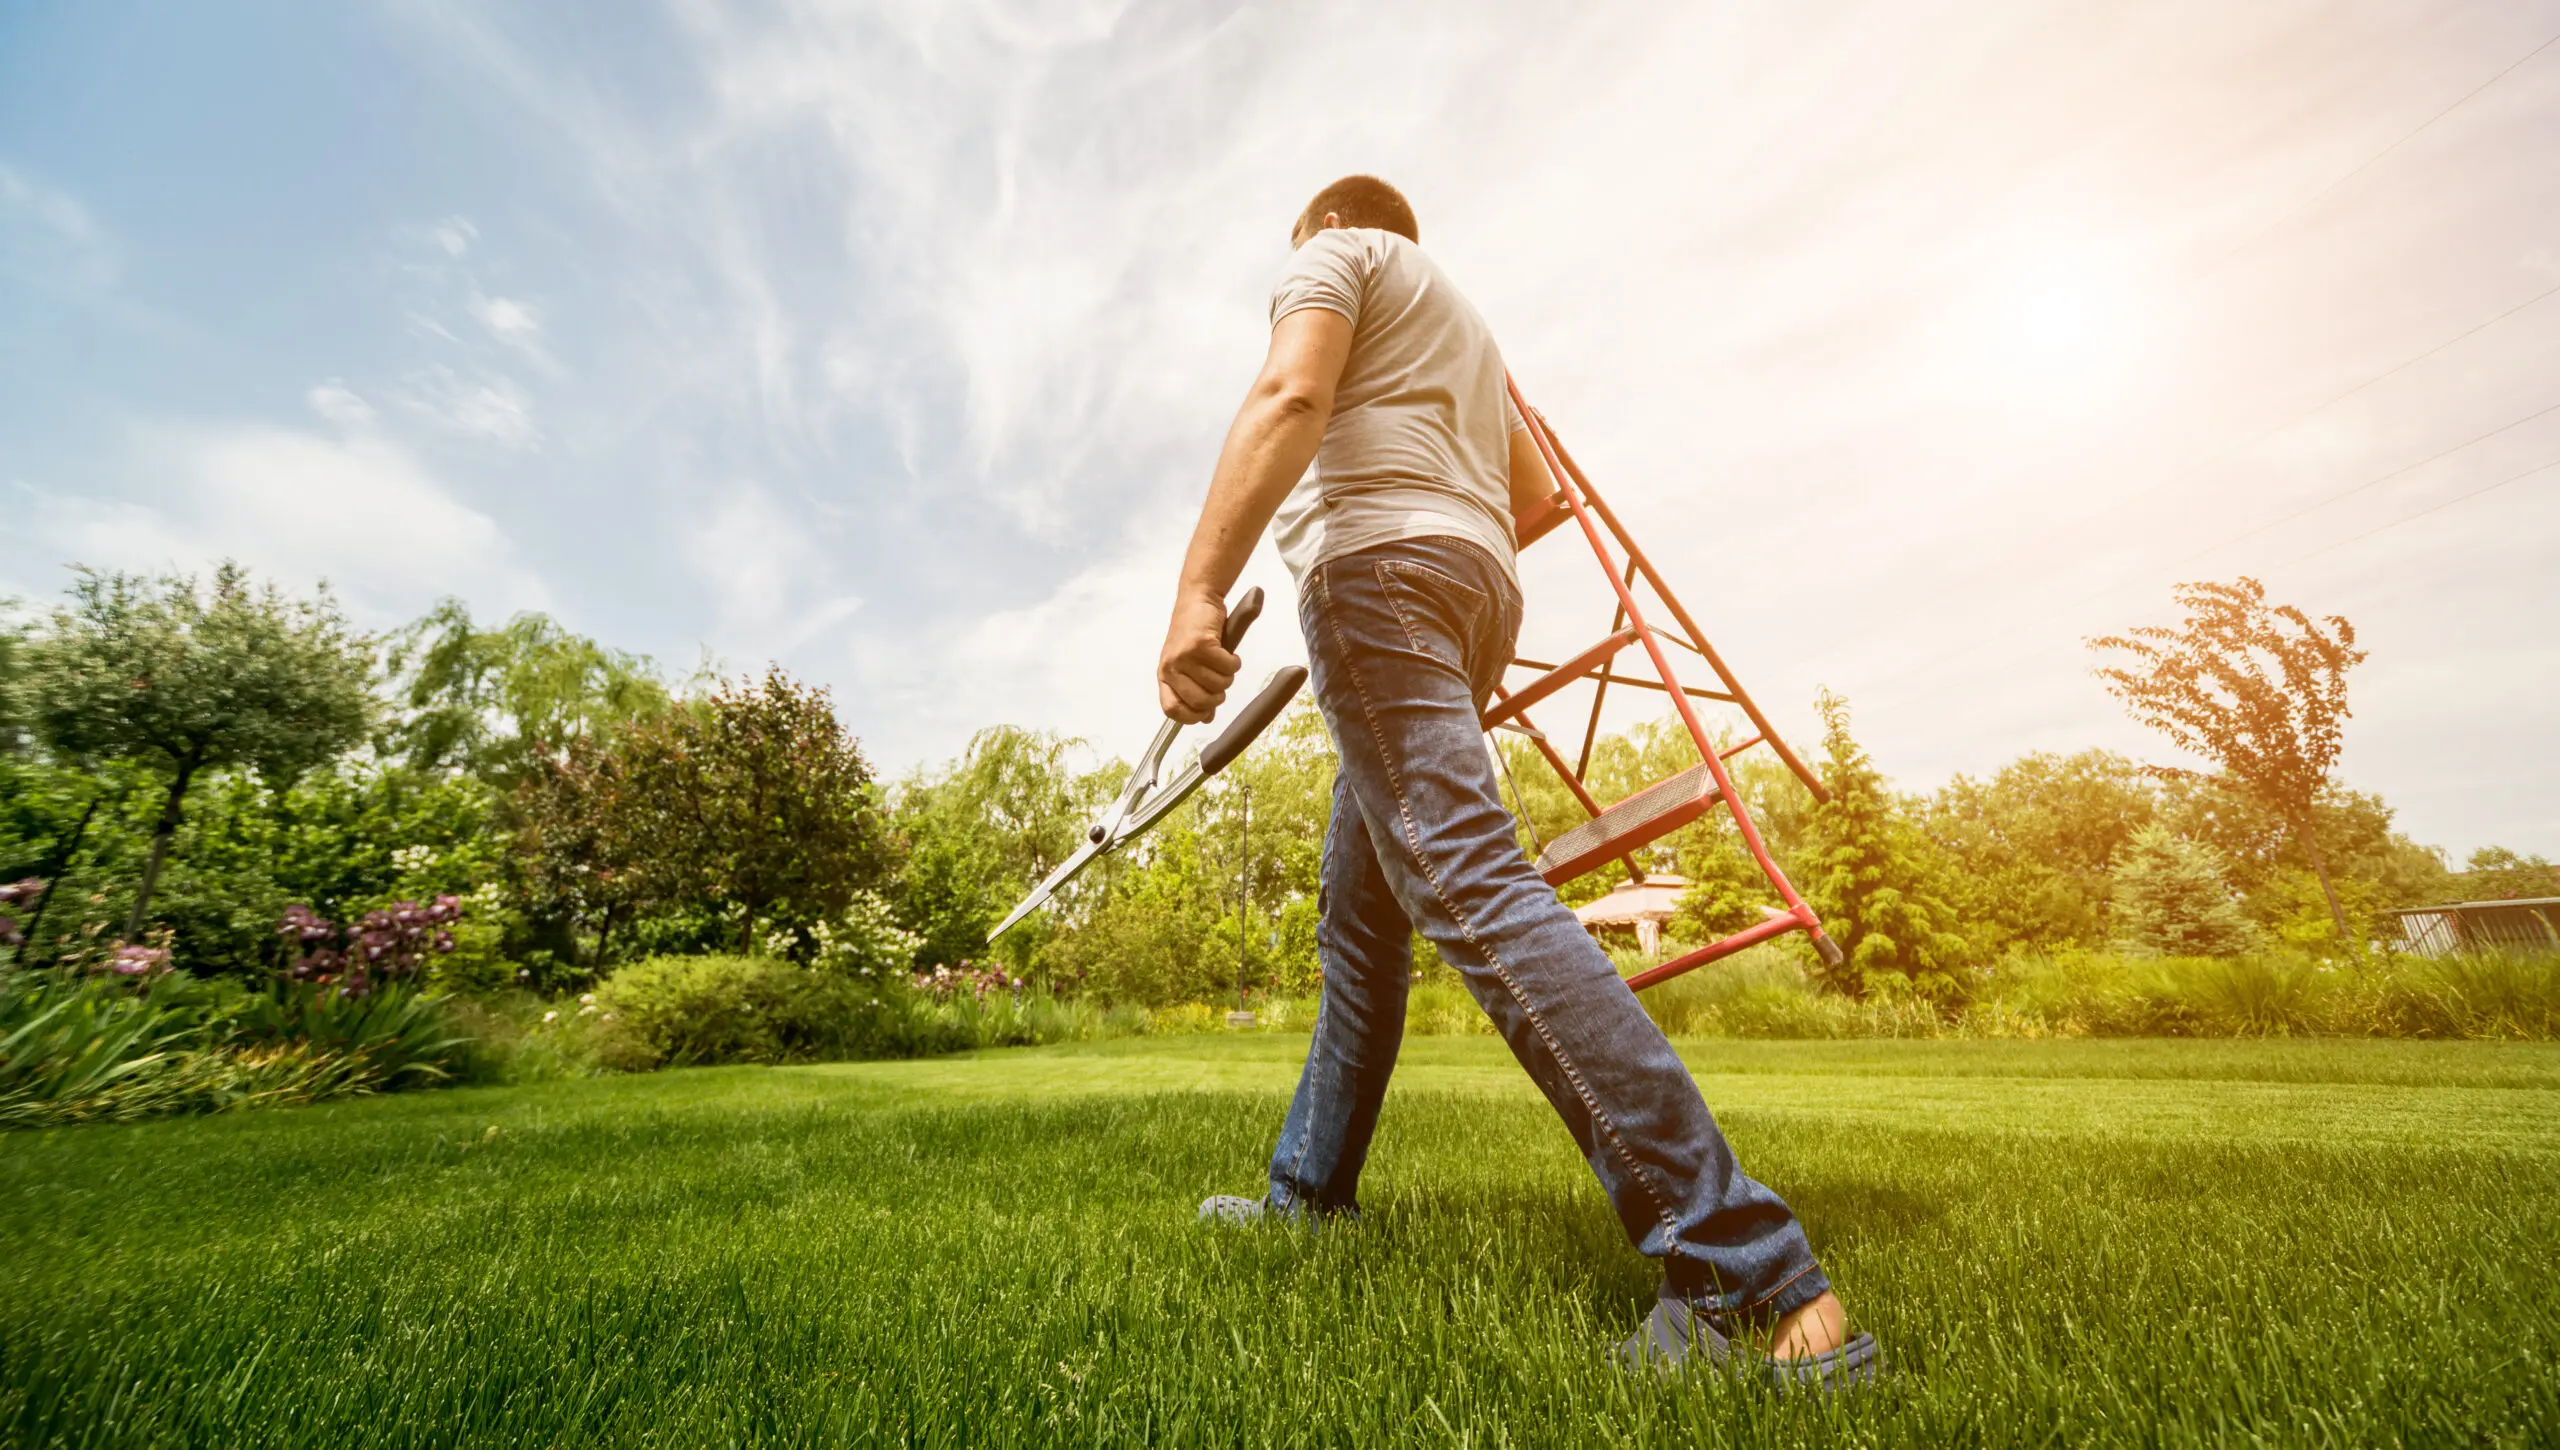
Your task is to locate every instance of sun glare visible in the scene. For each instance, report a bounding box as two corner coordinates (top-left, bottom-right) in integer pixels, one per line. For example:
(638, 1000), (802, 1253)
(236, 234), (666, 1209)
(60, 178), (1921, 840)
(1971, 251), (2144, 410)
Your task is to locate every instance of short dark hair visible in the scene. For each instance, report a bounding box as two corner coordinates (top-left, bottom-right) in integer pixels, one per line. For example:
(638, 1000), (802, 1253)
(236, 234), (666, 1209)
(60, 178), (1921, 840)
(1294, 175), (1418, 244)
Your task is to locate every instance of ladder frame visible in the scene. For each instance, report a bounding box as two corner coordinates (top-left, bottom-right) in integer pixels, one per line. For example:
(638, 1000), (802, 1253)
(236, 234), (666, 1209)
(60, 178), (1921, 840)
(1500, 375), (1844, 989)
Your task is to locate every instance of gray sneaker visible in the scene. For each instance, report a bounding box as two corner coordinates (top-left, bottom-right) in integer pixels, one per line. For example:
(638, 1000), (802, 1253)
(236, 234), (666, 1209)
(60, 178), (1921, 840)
(1197, 1194), (1267, 1225)
(1618, 1287), (1881, 1393)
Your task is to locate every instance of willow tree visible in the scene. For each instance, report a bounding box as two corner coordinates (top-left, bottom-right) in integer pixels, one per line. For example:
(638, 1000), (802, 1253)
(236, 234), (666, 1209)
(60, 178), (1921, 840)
(24, 564), (374, 937)
(386, 599), (670, 786)
(2089, 576), (2366, 943)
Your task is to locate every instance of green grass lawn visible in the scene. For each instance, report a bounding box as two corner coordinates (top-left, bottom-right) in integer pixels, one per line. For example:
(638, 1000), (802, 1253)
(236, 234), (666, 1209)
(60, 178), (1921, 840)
(5, 1036), (2557, 1447)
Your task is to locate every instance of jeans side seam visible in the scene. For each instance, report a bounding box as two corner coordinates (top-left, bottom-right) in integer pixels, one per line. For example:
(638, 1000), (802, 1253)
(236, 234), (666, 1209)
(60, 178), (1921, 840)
(1280, 565), (1345, 1204)
(1326, 590), (1683, 1252)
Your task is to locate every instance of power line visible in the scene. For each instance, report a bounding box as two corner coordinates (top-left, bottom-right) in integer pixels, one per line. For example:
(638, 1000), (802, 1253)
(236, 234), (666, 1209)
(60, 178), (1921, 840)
(2274, 455), (2560, 568)
(2194, 398), (2560, 560)
(2222, 24), (2560, 260)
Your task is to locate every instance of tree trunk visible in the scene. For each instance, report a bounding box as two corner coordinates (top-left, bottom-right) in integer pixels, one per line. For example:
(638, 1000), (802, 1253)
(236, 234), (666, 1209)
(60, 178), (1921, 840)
(2296, 814), (2352, 946)
(125, 763), (196, 941)
(737, 899), (759, 956)
(14, 793), (102, 967)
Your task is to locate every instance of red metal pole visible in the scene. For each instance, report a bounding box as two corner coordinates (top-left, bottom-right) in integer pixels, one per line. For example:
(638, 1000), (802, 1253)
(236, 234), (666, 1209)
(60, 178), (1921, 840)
(1534, 421), (1831, 804)
(1506, 375), (1816, 936)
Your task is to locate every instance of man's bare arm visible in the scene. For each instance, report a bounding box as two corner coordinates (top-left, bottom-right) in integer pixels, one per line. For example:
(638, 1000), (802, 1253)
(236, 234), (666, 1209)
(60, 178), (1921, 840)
(1157, 307), (1353, 723)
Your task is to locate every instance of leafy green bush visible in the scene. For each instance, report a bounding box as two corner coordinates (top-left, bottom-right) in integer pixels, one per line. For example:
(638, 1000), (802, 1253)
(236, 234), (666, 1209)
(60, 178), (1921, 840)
(590, 954), (951, 1070)
(588, 953), (1165, 1071)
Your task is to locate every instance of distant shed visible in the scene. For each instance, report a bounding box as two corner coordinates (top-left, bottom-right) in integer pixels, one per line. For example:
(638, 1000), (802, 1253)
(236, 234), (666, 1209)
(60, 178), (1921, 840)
(2383, 897), (2560, 956)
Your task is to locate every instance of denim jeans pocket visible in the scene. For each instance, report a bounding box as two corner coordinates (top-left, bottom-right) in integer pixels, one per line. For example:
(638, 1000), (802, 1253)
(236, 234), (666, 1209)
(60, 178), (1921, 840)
(1371, 556), (1492, 672)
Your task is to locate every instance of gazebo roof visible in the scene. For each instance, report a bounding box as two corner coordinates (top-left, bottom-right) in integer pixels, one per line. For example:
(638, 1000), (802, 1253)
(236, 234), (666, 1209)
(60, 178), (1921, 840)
(1573, 873), (1690, 928)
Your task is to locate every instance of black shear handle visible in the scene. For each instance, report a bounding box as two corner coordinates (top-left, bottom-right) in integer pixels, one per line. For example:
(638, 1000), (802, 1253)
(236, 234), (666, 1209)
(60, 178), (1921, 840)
(1200, 666), (1307, 777)
(1220, 586), (1264, 652)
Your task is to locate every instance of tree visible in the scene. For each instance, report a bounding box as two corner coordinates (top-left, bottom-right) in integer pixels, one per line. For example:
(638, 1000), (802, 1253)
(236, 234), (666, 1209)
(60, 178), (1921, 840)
(385, 599), (670, 786)
(2090, 577), (2367, 944)
(889, 725), (1115, 973)
(509, 737), (650, 968)
(2107, 824), (2260, 956)
(1672, 827), (1780, 943)
(611, 668), (885, 953)
(1921, 751), (2157, 950)
(1794, 691), (1972, 1002)
(2456, 846), (2558, 902)
(22, 564), (373, 937)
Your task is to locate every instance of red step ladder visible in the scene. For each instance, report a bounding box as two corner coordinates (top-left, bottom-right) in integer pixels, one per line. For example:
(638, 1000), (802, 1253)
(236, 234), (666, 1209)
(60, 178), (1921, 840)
(1498, 376), (1844, 989)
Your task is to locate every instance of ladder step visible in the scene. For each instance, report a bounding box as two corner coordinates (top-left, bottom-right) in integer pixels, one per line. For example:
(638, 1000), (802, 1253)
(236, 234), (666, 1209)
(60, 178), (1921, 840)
(1533, 763), (1723, 885)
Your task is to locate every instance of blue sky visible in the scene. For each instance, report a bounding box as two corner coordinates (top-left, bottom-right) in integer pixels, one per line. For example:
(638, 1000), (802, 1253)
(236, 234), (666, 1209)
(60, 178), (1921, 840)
(4, 0), (2556, 859)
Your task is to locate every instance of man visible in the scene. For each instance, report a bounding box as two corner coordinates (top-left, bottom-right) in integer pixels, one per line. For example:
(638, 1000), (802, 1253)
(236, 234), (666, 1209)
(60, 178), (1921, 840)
(1156, 175), (1874, 1385)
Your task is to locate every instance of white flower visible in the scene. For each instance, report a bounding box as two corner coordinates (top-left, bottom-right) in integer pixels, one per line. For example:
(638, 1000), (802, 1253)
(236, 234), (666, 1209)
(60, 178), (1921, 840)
(542, 1009), (559, 1023)
(578, 993), (596, 1005)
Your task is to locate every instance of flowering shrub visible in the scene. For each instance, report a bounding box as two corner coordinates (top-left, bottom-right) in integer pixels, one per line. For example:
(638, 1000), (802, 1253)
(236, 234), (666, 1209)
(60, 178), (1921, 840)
(914, 960), (1022, 1003)
(798, 891), (923, 979)
(275, 896), (465, 997)
(100, 942), (175, 979)
(0, 878), (50, 950)
(0, 877), (47, 946)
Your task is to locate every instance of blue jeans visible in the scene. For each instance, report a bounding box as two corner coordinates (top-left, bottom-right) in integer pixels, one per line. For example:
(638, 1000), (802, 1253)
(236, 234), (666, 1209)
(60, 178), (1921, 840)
(1266, 535), (1829, 1322)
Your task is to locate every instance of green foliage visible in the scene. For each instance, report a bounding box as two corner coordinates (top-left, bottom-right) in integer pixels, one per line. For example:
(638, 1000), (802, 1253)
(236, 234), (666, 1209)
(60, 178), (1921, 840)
(1924, 750), (2156, 949)
(3, 759), (507, 979)
(2455, 846), (2559, 902)
(2107, 824), (2260, 957)
(1032, 819), (1230, 1006)
(888, 725), (1116, 972)
(505, 737), (646, 972)
(609, 669), (887, 954)
(0, 971), (472, 1128)
(384, 599), (671, 786)
(1669, 829), (1776, 942)
(2090, 576), (2368, 941)
(20, 564), (375, 933)
(1189, 700), (1335, 997)
(587, 953), (1127, 1070)
(591, 954), (932, 1069)
(796, 891), (924, 978)
(1796, 691), (1974, 1003)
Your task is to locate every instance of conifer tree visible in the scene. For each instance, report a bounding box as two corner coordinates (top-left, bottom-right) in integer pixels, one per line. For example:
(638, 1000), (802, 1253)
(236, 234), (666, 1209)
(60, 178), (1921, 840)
(1796, 690), (1972, 1002)
(2107, 824), (2259, 956)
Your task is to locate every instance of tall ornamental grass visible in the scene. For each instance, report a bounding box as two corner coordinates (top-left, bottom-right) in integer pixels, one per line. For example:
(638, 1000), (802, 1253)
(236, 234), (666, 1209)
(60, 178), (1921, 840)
(0, 971), (472, 1130)
(1242, 945), (2560, 1043)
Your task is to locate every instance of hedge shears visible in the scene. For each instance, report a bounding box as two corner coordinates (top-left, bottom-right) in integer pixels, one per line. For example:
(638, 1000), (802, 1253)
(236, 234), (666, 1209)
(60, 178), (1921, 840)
(986, 586), (1306, 945)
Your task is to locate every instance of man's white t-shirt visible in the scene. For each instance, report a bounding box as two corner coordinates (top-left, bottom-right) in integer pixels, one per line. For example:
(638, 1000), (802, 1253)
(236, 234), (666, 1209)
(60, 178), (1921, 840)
(1267, 228), (1526, 588)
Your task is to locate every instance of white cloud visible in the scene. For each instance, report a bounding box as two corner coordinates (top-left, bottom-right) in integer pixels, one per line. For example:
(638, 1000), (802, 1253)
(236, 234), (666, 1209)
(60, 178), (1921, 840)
(9, 421), (548, 626)
(428, 215), (478, 258)
(306, 380), (377, 429)
(468, 292), (543, 353)
(396, 364), (539, 449)
(686, 480), (865, 662)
